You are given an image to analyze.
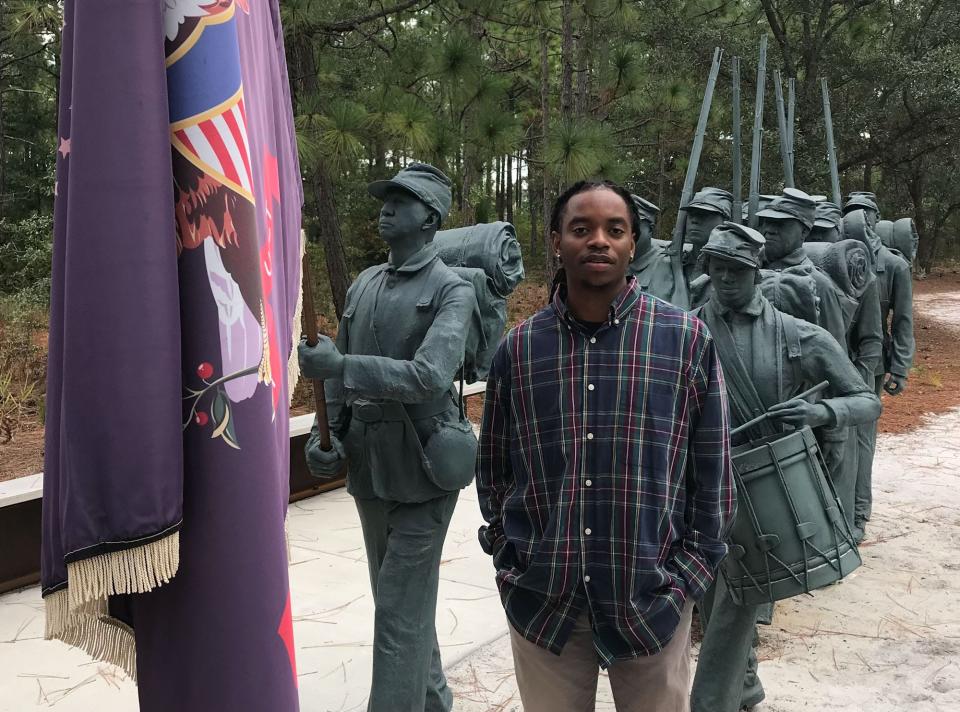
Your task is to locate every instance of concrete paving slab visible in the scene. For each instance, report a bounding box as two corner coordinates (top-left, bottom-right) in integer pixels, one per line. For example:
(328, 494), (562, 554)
(0, 480), (504, 712)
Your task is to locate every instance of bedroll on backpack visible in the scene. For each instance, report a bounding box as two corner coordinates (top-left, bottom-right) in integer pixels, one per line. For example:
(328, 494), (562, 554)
(434, 222), (525, 381)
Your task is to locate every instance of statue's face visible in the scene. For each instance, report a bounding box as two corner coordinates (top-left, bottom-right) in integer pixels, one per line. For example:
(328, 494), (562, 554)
(378, 188), (434, 244)
(635, 220), (653, 251)
(708, 255), (757, 312)
(685, 208), (725, 249)
(760, 217), (807, 262)
(553, 187), (634, 291)
(808, 226), (841, 243)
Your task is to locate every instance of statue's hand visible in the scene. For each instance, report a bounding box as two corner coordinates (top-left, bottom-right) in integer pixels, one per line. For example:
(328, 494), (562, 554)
(883, 374), (907, 396)
(305, 434), (346, 479)
(298, 335), (345, 380)
(766, 399), (832, 429)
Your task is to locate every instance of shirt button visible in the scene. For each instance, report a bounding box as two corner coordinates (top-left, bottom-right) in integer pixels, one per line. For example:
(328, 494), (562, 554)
(613, 318), (620, 325)
(587, 384), (595, 391)
(590, 337), (597, 344)
(585, 479), (593, 487)
(586, 433), (594, 440)
(584, 528), (592, 535)
(584, 575), (591, 583)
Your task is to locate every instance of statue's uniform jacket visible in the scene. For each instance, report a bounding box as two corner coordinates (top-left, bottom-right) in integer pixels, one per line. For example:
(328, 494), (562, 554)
(628, 241), (691, 309)
(319, 242), (476, 503)
(691, 290), (880, 712)
(765, 248), (848, 347)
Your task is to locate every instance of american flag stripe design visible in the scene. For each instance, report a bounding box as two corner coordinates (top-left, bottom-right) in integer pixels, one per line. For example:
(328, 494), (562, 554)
(173, 99), (254, 199)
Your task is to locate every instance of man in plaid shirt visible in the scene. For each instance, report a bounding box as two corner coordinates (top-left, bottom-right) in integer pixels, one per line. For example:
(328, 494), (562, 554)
(476, 180), (735, 712)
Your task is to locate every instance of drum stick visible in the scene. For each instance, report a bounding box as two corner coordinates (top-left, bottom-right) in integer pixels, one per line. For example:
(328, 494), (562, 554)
(730, 381), (830, 438)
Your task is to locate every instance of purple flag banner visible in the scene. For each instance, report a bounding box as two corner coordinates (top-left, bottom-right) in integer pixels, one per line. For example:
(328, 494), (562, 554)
(42, 1), (303, 708)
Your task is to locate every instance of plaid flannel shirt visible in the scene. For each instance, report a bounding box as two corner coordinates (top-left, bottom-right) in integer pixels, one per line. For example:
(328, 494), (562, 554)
(476, 278), (734, 665)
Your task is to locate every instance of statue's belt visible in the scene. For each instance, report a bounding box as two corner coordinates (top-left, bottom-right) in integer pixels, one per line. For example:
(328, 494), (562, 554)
(351, 397), (453, 423)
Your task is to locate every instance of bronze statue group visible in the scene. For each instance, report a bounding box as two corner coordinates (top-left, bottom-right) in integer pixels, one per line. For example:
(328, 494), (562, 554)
(298, 48), (917, 712)
(298, 150), (916, 712)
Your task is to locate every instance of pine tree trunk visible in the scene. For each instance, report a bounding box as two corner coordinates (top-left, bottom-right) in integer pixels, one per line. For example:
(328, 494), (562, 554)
(314, 160), (351, 319)
(515, 150), (523, 215)
(290, 35), (351, 316)
(560, 0), (575, 119)
(506, 152), (514, 224)
(523, 143), (537, 260)
(541, 30), (556, 283)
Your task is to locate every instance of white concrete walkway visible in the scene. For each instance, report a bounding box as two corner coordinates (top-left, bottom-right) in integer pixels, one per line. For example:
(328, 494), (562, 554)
(0, 485), (506, 712)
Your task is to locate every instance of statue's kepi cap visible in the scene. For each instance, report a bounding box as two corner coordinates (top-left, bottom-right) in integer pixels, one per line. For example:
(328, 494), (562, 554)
(700, 221), (765, 268)
(757, 187), (817, 229)
(369, 162), (453, 223)
(814, 200), (843, 229)
(842, 191), (880, 216)
(683, 187), (734, 219)
(630, 194), (661, 226)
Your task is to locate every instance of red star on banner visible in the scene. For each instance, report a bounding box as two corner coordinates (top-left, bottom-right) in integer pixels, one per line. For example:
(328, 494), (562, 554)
(58, 137), (71, 158)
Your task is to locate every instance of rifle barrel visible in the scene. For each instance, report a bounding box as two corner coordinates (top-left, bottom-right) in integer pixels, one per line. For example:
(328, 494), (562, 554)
(732, 56), (743, 224)
(748, 35), (768, 228)
(774, 70), (794, 188)
(821, 78), (842, 206)
(670, 46), (723, 252)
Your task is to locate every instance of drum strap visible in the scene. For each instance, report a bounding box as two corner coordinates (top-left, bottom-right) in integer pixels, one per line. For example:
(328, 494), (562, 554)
(702, 302), (778, 440)
(779, 311), (804, 386)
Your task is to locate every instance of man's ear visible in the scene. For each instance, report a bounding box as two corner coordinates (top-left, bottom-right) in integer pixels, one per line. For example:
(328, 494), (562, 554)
(551, 231), (561, 256)
(422, 210), (440, 232)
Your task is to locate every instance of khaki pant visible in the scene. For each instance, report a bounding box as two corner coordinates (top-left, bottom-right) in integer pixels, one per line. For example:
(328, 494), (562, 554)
(509, 603), (693, 712)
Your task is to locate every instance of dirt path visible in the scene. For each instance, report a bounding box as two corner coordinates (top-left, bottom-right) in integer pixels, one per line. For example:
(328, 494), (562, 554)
(447, 289), (960, 712)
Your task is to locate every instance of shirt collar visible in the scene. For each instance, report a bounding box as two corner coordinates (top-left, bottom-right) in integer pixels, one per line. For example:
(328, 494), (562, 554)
(712, 287), (765, 318)
(552, 276), (642, 328)
(387, 242), (439, 274)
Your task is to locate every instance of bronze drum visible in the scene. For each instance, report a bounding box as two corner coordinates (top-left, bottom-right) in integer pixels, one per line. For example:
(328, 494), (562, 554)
(723, 426), (862, 606)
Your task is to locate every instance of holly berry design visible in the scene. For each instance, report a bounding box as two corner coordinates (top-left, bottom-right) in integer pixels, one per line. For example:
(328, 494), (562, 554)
(183, 360), (258, 449)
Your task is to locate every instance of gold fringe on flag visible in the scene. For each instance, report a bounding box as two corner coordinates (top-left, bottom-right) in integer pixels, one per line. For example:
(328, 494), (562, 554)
(44, 529), (180, 682)
(287, 229), (306, 405)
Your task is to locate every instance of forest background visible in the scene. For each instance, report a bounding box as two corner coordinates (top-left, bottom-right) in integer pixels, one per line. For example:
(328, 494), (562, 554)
(1, 0), (959, 447)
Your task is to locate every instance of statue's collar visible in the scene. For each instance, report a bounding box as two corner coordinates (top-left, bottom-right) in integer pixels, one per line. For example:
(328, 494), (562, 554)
(766, 248), (808, 269)
(387, 242), (439, 274)
(712, 288), (765, 318)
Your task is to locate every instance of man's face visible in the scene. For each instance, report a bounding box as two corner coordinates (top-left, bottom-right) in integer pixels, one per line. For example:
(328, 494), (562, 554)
(685, 208), (725, 249)
(378, 188), (434, 244)
(760, 217), (807, 262)
(553, 188), (634, 291)
(707, 255), (757, 312)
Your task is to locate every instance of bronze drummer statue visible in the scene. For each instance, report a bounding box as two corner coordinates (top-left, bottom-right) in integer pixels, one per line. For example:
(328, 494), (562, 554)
(690, 223), (881, 712)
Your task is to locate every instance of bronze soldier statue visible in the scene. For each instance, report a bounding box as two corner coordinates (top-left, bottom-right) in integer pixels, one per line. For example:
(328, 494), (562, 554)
(807, 200), (843, 243)
(627, 194), (689, 306)
(842, 192), (915, 540)
(690, 223), (882, 712)
(681, 187), (734, 284)
(758, 189), (847, 345)
(298, 163), (479, 712)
